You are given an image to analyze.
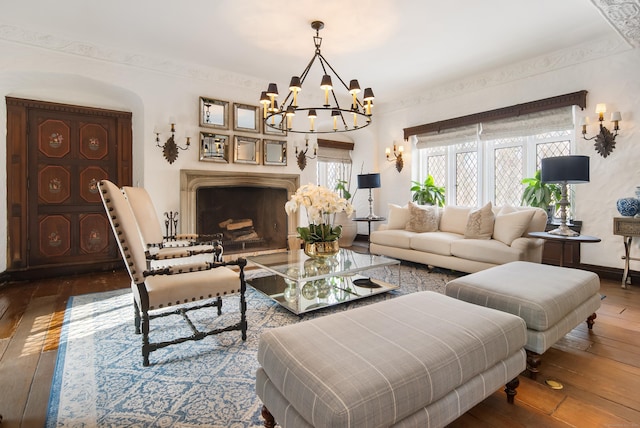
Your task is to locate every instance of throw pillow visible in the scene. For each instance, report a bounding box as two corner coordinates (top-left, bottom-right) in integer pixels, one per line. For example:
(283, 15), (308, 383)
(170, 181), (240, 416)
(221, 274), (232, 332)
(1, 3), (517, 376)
(405, 202), (439, 232)
(493, 209), (535, 246)
(464, 202), (495, 239)
(439, 206), (472, 235)
(387, 204), (410, 229)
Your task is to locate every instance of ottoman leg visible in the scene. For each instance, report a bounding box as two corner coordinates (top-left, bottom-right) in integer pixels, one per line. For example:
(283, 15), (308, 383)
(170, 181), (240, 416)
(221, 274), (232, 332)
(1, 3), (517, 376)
(587, 312), (597, 330)
(505, 377), (520, 404)
(526, 350), (541, 380)
(261, 405), (276, 428)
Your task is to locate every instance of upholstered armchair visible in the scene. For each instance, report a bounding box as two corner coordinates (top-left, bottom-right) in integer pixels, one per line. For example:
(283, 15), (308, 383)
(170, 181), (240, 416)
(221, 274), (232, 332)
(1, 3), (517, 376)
(99, 180), (247, 366)
(121, 186), (220, 264)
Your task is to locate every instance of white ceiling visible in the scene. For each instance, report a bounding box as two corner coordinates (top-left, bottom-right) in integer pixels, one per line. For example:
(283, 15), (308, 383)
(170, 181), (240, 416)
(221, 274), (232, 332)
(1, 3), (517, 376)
(1, 0), (637, 105)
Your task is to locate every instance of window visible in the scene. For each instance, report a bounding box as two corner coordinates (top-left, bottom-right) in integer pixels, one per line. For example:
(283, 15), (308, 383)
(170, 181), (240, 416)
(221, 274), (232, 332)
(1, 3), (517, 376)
(415, 108), (574, 207)
(316, 140), (354, 194)
(317, 159), (351, 192)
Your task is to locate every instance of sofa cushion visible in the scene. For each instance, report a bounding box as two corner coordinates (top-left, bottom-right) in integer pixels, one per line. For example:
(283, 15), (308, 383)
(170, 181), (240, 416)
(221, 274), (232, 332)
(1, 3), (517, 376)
(370, 229), (414, 249)
(439, 206), (471, 235)
(387, 204), (410, 229)
(451, 238), (525, 265)
(406, 202), (439, 233)
(464, 202), (495, 239)
(493, 210), (535, 246)
(410, 232), (463, 256)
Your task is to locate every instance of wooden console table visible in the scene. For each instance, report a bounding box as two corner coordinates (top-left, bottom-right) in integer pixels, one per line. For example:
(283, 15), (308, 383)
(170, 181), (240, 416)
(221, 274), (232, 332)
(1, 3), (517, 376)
(528, 232), (600, 268)
(613, 217), (640, 289)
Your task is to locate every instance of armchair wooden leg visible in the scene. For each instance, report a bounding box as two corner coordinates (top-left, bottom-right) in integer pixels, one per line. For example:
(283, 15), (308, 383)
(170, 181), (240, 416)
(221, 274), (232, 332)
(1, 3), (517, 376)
(142, 311), (151, 367)
(216, 297), (222, 316)
(239, 258), (248, 341)
(134, 300), (141, 335)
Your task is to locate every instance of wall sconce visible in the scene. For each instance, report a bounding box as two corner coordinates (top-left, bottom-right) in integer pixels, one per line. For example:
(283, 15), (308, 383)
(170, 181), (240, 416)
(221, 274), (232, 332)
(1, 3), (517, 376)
(295, 138), (317, 170)
(155, 122), (191, 164)
(580, 103), (621, 158)
(385, 143), (404, 172)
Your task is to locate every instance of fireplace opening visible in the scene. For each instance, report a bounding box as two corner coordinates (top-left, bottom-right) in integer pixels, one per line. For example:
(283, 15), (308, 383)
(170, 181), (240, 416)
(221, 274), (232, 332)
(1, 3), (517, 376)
(196, 186), (288, 254)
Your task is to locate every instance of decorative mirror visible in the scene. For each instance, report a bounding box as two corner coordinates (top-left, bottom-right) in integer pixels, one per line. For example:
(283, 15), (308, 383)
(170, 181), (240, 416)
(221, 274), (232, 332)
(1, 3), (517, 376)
(233, 135), (260, 164)
(200, 97), (229, 129)
(199, 132), (229, 163)
(263, 139), (287, 166)
(233, 103), (260, 133)
(263, 108), (287, 135)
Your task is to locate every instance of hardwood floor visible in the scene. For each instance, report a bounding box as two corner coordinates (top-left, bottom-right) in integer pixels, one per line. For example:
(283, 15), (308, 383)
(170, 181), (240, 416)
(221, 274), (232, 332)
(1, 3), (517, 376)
(1, 267), (639, 427)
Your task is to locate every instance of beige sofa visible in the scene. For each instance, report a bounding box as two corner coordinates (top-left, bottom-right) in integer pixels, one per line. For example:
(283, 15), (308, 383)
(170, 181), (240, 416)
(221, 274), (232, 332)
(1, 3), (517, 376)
(370, 202), (547, 273)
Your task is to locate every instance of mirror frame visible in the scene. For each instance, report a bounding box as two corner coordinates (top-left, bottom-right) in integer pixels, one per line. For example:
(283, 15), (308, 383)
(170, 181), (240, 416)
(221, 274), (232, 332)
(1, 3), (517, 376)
(199, 97), (229, 129)
(233, 103), (260, 133)
(199, 132), (230, 163)
(263, 139), (287, 166)
(233, 135), (260, 164)
(263, 107), (287, 135)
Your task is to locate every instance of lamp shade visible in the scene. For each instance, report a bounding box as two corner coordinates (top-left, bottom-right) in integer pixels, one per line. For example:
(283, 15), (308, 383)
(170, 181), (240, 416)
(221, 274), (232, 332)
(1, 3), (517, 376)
(357, 173), (381, 189)
(541, 155), (590, 184)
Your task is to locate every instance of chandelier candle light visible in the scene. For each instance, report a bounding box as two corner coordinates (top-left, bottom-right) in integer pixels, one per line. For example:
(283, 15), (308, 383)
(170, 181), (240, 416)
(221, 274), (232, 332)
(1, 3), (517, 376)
(260, 21), (374, 134)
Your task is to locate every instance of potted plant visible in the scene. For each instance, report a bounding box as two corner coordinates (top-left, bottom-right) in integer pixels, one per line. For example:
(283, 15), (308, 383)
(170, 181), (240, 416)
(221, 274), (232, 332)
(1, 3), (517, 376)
(285, 184), (354, 257)
(411, 175), (446, 207)
(521, 170), (562, 218)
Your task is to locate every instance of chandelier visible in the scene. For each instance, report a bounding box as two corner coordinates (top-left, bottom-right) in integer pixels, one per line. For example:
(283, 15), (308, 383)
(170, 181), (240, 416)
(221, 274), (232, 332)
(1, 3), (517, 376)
(259, 21), (374, 134)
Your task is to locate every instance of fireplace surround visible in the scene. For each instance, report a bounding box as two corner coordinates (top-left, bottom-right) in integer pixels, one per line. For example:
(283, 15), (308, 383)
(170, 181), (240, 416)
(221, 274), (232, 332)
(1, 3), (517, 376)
(180, 170), (300, 254)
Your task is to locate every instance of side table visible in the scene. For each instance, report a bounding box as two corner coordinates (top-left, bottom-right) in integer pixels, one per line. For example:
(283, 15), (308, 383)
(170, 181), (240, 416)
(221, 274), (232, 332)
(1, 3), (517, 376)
(613, 217), (640, 288)
(353, 217), (386, 250)
(528, 231), (600, 268)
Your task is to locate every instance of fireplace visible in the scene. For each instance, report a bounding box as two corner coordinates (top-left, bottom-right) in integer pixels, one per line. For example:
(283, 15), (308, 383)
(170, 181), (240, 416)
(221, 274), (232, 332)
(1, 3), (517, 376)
(180, 170), (299, 255)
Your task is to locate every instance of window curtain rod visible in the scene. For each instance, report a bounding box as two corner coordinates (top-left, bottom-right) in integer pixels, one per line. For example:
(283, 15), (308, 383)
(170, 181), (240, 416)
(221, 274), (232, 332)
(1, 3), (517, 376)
(403, 90), (587, 140)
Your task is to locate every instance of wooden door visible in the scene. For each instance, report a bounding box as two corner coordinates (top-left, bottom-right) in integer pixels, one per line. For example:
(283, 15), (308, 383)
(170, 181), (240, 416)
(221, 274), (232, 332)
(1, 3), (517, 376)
(6, 97), (132, 279)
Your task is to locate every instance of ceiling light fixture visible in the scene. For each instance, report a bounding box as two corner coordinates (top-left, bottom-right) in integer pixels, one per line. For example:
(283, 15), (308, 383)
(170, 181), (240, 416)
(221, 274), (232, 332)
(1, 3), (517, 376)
(259, 20), (374, 134)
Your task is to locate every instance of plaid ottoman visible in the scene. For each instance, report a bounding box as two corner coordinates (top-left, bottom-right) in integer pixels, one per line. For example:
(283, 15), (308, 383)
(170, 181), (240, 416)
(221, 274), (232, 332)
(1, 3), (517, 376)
(445, 261), (601, 379)
(256, 291), (526, 428)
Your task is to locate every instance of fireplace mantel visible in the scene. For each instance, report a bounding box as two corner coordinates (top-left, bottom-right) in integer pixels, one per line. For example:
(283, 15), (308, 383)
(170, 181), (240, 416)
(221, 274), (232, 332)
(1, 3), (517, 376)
(180, 169), (300, 239)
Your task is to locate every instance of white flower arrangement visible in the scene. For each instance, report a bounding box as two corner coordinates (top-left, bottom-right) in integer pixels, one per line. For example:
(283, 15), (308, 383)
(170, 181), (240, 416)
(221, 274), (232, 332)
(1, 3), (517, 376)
(285, 184), (354, 243)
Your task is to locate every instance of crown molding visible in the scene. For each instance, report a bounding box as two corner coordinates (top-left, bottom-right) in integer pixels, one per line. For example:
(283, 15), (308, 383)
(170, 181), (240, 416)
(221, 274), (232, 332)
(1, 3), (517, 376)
(590, 0), (640, 48)
(0, 24), (268, 91)
(381, 33), (631, 114)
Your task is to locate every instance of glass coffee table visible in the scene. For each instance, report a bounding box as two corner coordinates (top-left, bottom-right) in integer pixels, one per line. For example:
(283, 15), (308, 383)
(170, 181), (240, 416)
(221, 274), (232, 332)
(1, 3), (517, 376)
(246, 248), (400, 314)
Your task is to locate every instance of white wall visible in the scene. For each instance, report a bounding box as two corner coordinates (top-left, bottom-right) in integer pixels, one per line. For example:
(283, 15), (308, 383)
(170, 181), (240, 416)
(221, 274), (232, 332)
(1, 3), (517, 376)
(1, 39), (638, 274)
(0, 40), (378, 272)
(374, 48), (640, 271)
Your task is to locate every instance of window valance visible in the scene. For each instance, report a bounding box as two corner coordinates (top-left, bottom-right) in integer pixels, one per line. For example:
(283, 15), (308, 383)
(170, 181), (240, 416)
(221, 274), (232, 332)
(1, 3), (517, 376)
(416, 124), (479, 149)
(404, 90), (587, 141)
(317, 139), (354, 163)
(479, 106), (574, 140)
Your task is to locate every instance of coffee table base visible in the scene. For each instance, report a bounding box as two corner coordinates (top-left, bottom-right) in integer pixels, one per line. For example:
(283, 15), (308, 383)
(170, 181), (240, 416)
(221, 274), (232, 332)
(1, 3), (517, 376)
(249, 273), (398, 315)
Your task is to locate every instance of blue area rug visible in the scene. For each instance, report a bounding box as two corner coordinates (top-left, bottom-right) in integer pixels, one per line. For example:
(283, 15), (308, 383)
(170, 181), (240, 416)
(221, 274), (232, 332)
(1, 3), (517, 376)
(46, 263), (457, 427)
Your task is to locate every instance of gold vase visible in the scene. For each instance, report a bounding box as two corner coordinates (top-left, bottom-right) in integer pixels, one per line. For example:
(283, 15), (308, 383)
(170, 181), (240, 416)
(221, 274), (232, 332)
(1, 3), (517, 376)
(304, 241), (340, 259)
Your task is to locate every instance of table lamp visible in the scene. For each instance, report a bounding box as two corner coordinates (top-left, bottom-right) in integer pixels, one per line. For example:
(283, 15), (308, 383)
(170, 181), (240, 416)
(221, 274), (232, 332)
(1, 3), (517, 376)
(541, 155), (590, 237)
(357, 173), (381, 219)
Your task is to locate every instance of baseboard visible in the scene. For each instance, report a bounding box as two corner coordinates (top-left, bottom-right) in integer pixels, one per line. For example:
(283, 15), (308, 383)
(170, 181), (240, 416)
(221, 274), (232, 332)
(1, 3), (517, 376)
(575, 263), (637, 286)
